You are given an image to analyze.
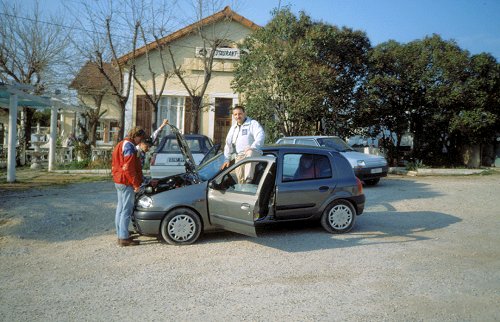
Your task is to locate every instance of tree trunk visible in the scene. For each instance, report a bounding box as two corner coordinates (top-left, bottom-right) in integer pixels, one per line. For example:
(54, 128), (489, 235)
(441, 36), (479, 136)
(190, 96), (202, 134)
(89, 122), (97, 147)
(118, 99), (126, 140)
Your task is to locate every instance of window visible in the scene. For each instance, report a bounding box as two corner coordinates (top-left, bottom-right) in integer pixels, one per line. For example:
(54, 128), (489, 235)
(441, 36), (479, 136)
(96, 122), (104, 142)
(220, 161), (267, 194)
(187, 139), (200, 152)
(109, 121), (120, 144)
(278, 139), (294, 145)
(282, 153), (332, 182)
(316, 137), (352, 152)
(159, 138), (181, 152)
(296, 139), (317, 146)
(159, 96), (185, 133)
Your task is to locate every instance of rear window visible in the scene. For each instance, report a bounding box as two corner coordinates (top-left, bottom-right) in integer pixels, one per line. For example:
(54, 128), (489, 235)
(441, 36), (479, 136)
(316, 137), (352, 152)
(282, 153), (332, 182)
(158, 137), (212, 153)
(277, 138), (294, 145)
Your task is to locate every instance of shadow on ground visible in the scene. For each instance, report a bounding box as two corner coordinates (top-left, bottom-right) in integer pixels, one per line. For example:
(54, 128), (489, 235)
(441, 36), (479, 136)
(195, 210), (461, 252)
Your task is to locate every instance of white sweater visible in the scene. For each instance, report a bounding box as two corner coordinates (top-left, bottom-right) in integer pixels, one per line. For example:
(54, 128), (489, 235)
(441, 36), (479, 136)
(224, 117), (265, 161)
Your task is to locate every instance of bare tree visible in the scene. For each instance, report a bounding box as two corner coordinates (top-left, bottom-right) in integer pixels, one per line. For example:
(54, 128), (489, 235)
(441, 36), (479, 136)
(0, 0), (71, 163)
(166, 2), (242, 133)
(68, 0), (176, 139)
(69, 61), (118, 148)
(114, 0), (246, 134)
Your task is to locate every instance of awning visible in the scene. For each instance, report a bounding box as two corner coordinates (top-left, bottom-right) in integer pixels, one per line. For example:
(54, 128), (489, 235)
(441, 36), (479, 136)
(0, 82), (82, 183)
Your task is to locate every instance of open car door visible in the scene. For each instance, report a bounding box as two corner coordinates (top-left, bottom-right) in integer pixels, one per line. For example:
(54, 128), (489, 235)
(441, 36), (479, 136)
(207, 156), (276, 237)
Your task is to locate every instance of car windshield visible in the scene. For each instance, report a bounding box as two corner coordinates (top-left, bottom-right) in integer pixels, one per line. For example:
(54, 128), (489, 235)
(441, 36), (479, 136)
(316, 137), (354, 152)
(196, 153), (225, 181)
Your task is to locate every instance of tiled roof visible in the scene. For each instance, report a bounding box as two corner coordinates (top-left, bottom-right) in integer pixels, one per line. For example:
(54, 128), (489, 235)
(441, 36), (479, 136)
(117, 6), (260, 65)
(69, 61), (120, 93)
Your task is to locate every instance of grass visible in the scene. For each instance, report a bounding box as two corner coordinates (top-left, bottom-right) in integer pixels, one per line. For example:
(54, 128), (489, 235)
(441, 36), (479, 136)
(0, 166), (110, 191)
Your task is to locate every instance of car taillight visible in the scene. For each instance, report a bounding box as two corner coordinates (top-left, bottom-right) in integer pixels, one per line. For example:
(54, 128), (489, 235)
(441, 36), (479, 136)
(150, 153), (156, 166)
(356, 177), (363, 194)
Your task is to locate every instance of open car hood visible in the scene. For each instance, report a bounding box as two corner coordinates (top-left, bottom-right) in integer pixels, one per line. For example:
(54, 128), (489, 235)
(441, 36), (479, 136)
(168, 124), (197, 174)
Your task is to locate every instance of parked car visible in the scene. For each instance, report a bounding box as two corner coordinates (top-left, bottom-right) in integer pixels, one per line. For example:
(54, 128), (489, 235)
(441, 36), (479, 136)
(132, 127), (366, 245)
(276, 136), (388, 185)
(150, 133), (214, 178)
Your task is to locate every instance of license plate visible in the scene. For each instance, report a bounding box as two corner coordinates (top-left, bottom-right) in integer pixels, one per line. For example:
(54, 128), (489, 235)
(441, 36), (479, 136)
(168, 157), (184, 163)
(371, 168), (382, 174)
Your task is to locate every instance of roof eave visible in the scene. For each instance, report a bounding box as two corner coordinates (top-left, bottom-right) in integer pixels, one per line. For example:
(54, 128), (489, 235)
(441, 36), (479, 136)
(117, 6), (260, 66)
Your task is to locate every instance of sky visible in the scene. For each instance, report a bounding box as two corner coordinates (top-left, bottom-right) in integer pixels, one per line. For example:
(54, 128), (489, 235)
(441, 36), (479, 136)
(13, 0), (500, 60)
(240, 0), (500, 60)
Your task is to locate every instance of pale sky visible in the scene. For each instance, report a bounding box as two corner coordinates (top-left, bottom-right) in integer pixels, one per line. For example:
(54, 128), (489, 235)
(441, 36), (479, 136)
(12, 0), (500, 60)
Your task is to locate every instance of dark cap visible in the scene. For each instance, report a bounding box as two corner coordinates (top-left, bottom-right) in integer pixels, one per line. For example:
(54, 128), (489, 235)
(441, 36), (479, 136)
(143, 137), (154, 146)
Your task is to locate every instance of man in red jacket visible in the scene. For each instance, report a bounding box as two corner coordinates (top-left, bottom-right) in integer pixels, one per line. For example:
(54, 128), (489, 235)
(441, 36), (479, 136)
(112, 126), (146, 246)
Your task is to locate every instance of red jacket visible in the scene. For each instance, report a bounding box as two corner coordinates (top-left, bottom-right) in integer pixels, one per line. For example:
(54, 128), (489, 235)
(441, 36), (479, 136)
(112, 138), (143, 189)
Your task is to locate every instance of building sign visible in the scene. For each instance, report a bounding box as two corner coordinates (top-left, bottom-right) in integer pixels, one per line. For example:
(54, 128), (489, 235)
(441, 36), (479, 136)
(195, 47), (240, 60)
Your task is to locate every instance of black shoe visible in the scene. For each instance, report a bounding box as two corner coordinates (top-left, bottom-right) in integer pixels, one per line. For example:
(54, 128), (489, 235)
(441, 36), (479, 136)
(118, 239), (140, 247)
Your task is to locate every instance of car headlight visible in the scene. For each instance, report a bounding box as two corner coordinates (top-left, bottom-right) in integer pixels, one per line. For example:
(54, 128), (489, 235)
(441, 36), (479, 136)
(137, 196), (153, 208)
(356, 160), (366, 167)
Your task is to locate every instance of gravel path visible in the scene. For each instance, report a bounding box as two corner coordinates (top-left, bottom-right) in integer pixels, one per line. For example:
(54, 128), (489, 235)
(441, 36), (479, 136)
(1, 174), (499, 321)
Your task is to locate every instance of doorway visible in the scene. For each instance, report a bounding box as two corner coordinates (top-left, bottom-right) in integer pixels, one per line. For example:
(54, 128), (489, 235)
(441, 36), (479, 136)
(213, 98), (233, 145)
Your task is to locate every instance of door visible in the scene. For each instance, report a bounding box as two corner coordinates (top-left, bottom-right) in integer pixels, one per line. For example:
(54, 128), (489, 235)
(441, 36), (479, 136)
(136, 96), (153, 136)
(207, 158), (275, 237)
(275, 152), (335, 219)
(213, 97), (233, 145)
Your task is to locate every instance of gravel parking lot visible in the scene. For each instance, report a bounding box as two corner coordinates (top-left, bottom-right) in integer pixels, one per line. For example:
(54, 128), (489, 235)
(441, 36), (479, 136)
(1, 174), (499, 321)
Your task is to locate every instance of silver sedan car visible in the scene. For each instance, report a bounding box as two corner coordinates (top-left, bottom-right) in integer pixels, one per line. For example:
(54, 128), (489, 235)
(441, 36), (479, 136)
(133, 127), (366, 245)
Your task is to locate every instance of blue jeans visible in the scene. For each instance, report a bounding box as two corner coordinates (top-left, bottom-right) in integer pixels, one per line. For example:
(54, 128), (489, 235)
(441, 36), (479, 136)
(115, 183), (135, 240)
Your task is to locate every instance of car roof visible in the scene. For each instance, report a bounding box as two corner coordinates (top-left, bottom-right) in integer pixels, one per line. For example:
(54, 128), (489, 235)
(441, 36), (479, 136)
(161, 133), (210, 139)
(277, 136), (341, 140)
(262, 144), (338, 154)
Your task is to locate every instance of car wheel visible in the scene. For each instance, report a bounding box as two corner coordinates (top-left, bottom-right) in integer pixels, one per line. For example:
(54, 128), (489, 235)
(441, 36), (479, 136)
(321, 200), (356, 234)
(364, 178), (380, 186)
(160, 208), (202, 245)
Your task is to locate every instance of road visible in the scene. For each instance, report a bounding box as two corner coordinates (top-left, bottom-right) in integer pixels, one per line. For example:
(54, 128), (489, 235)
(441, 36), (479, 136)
(1, 174), (499, 321)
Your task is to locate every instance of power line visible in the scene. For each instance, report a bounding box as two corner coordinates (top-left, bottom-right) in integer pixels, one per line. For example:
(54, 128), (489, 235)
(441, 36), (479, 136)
(0, 12), (111, 38)
(0, 11), (223, 52)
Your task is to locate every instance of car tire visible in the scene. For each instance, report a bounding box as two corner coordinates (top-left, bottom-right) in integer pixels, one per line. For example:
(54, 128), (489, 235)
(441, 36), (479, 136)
(321, 200), (356, 234)
(160, 208), (202, 245)
(364, 178), (380, 186)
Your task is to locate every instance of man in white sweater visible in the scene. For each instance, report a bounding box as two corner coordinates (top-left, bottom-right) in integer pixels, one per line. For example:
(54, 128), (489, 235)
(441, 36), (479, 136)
(221, 106), (265, 183)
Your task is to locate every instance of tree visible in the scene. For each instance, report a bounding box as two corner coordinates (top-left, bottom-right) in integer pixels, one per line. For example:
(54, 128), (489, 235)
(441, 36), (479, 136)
(0, 0), (71, 162)
(449, 53), (499, 166)
(362, 34), (498, 167)
(69, 61), (118, 148)
(68, 0), (175, 139)
(358, 40), (420, 165)
(314, 22), (371, 139)
(165, 4), (248, 134)
(409, 35), (471, 165)
(232, 8), (370, 142)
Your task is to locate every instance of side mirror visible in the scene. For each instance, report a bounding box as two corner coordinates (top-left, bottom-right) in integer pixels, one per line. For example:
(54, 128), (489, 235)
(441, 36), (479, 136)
(208, 181), (220, 190)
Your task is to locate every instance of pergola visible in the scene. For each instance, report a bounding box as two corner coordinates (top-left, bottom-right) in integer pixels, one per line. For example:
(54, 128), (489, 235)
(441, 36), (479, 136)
(0, 82), (82, 182)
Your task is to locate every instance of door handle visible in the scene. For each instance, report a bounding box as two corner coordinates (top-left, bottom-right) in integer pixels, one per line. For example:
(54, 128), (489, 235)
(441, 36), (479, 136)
(318, 186), (329, 192)
(241, 203), (250, 210)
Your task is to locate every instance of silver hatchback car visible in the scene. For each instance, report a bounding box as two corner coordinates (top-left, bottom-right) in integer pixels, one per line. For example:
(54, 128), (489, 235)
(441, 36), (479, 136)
(133, 127), (366, 245)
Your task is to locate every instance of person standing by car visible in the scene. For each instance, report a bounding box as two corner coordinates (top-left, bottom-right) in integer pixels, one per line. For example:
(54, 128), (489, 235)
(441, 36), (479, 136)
(112, 126), (146, 247)
(220, 105), (265, 183)
(136, 119), (169, 167)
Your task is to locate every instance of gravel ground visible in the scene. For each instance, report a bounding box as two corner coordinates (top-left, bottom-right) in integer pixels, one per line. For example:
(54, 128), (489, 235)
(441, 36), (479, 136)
(1, 174), (499, 321)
